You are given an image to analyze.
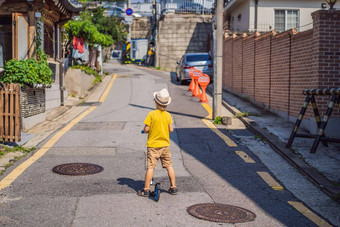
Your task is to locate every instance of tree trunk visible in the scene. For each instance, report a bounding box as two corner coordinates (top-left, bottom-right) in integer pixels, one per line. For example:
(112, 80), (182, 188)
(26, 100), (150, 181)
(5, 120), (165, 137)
(88, 46), (97, 69)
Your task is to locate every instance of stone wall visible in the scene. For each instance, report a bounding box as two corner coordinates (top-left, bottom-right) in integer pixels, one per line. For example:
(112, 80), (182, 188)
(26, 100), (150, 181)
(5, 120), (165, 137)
(156, 14), (213, 71)
(64, 68), (96, 98)
(131, 17), (150, 39)
(21, 86), (45, 118)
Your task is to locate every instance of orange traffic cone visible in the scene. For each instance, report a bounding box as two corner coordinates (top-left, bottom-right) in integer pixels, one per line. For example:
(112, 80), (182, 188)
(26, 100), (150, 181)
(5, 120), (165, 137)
(198, 74), (210, 103)
(192, 71), (202, 97)
(188, 68), (195, 92)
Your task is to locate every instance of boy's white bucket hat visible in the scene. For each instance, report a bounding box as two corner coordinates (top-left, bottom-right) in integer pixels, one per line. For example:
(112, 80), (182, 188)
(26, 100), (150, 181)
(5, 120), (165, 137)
(153, 88), (171, 106)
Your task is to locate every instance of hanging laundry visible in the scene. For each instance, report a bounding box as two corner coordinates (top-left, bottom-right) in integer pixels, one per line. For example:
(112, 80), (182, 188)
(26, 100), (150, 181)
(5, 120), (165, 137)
(73, 36), (84, 54)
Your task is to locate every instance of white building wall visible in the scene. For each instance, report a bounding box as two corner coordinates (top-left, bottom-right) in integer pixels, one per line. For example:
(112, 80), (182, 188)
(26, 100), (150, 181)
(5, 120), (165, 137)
(226, 0), (340, 32)
(256, 0), (325, 32)
(229, 0), (250, 32)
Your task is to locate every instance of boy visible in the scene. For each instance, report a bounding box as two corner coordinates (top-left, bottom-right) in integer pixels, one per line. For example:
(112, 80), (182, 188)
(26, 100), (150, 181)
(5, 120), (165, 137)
(138, 88), (177, 196)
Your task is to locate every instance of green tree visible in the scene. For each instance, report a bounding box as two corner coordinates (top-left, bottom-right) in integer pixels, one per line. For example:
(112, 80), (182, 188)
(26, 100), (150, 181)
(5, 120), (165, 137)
(64, 7), (126, 68)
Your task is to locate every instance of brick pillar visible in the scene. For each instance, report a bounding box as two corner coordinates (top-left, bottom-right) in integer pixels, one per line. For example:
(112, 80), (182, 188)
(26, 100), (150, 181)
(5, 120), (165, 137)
(311, 10), (340, 138)
(312, 10), (340, 91)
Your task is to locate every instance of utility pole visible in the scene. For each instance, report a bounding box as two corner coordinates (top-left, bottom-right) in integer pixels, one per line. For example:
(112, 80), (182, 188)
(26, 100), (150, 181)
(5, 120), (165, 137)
(213, 0), (223, 119)
(127, 0), (131, 42)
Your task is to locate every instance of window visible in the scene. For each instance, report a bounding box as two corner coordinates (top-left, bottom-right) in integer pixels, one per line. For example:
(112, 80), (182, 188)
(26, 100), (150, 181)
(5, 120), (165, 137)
(275, 10), (299, 32)
(186, 54), (212, 61)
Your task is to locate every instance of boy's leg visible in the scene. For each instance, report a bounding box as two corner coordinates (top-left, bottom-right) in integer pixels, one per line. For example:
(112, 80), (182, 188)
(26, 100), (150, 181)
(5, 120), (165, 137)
(144, 168), (154, 190)
(166, 166), (176, 188)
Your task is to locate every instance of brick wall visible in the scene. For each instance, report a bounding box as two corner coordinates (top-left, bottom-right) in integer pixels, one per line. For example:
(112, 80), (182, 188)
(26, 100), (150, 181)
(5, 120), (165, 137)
(223, 37), (233, 89)
(290, 30), (315, 117)
(232, 37), (243, 93)
(222, 10), (340, 135)
(242, 34), (257, 99)
(271, 30), (292, 115)
(254, 32), (274, 107)
(312, 10), (340, 117)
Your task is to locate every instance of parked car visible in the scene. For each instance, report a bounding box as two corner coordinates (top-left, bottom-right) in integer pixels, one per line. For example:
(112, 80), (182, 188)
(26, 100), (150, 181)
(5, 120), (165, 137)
(176, 53), (213, 84)
(175, 2), (210, 14)
(104, 6), (142, 17)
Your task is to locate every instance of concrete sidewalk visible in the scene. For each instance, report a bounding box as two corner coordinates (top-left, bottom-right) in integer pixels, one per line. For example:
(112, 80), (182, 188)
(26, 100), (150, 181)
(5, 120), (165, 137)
(207, 84), (340, 201)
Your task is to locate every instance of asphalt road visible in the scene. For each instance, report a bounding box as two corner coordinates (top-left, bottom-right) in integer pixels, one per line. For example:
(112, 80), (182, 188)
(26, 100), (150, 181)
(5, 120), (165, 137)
(0, 62), (338, 226)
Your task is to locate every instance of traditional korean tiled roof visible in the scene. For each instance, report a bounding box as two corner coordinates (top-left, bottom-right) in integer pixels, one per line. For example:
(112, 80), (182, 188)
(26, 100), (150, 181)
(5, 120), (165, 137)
(53, 0), (84, 13)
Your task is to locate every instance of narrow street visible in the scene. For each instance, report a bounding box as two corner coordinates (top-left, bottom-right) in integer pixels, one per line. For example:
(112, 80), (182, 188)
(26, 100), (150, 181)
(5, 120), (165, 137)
(0, 61), (338, 226)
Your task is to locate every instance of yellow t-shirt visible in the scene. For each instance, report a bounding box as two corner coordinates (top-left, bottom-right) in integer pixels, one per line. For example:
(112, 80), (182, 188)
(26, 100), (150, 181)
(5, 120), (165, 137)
(144, 109), (173, 147)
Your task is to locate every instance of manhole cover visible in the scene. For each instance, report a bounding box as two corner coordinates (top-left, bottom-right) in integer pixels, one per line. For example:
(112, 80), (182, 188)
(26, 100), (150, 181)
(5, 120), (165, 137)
(52, 163), (104, 176)
(187, 203), (256, 224)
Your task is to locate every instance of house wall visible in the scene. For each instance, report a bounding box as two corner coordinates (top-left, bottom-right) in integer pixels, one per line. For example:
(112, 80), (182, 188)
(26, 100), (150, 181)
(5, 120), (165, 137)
(256, 0), (327, 32)
(228, 0), (250, 32)
(226, 0), (340, 32)
(222, 10), (340, 138)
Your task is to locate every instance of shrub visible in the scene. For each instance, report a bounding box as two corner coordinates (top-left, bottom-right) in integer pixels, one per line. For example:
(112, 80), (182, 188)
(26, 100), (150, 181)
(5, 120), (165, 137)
(1, 58), (53, 87)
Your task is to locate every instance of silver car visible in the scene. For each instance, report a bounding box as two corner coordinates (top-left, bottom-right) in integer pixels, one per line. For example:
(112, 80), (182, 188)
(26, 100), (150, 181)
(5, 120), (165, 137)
(176, 53), (213, 84)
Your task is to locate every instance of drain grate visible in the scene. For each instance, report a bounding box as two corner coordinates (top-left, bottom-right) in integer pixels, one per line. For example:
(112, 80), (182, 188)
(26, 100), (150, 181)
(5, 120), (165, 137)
(52, 163), (104, 176)
(187, 203), (256, 224)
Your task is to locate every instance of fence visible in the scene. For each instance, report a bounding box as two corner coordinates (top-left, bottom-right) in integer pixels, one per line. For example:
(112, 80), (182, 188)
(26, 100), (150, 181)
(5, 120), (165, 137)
(0, 83), (21, 142)
(222, 10), (340, 138)
(105, 0), (214, 16)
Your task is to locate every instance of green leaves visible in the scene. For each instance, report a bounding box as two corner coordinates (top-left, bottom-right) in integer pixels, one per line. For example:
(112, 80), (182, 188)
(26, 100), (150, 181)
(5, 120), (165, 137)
(213, 116), (222, 124)
(1, 58), (53, 87)
(63, 8), (125, 47)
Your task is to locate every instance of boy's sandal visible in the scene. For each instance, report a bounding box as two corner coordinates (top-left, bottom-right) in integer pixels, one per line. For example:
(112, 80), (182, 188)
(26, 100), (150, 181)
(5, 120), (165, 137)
(137, 189), (150, 197)
(168, 187), (178, 195)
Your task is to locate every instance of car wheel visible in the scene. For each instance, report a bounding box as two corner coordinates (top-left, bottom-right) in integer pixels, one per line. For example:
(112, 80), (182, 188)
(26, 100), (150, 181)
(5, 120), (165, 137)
(179, 74), (185, 85)
(176, 71), (180, 81)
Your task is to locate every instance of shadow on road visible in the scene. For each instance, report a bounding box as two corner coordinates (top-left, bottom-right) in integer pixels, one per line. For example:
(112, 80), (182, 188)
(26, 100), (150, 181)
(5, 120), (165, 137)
(129, 103), (204, 120)
(117, 177), (144, 192)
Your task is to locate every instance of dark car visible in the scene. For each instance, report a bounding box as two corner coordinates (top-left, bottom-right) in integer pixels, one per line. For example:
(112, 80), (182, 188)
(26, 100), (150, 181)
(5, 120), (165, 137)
(175, 2), (210, 14)
(176, 53), (213, 84)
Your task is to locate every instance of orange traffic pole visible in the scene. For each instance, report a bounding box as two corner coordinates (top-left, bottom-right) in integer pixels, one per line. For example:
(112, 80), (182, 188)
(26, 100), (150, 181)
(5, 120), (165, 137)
(192, 71), (202, 97)
(198, 74), (210, 103)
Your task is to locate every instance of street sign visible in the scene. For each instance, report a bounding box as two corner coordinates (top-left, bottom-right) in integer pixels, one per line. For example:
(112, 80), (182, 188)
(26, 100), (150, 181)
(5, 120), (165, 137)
(125, 8), (133, 16)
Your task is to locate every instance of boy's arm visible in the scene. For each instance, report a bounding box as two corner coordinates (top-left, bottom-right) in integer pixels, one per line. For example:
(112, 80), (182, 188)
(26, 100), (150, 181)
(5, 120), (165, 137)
(169, 124), (174, 133)
(144, 125), (150, 133)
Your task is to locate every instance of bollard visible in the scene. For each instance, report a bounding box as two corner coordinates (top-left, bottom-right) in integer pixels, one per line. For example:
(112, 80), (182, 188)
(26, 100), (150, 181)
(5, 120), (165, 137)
(188, 67), (195, 92)
(192, 71), (202, 97)
(198, 74), (210, 103)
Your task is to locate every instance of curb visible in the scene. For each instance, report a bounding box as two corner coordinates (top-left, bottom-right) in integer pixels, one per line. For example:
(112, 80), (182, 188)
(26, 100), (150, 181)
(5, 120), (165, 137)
(206, 87), (340, 201)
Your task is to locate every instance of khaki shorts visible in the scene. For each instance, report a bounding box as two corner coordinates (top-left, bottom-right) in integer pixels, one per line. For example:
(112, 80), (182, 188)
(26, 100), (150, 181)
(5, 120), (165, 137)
(147, 146), (172, 169)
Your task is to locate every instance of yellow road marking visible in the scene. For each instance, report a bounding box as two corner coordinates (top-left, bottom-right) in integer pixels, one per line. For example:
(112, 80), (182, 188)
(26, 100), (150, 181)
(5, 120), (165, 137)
(0, 75), (117, 191)
(99, 74), (117, 103)
(288, 201), (332, 227)
(201, 103), (237, 147)
(257, 171), (284, 190)
(235, 151), (256, 163)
